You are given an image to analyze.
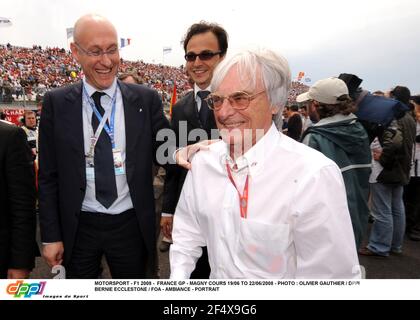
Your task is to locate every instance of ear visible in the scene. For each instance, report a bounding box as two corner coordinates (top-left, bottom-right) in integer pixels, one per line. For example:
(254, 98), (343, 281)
(70, 42), (80, 62)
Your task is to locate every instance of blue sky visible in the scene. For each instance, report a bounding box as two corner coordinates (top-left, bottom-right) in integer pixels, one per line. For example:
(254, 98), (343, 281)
(1, 0), (419, 92)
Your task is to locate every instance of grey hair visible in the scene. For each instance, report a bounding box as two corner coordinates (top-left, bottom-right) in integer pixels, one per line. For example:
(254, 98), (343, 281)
(211, 48), (291, 129)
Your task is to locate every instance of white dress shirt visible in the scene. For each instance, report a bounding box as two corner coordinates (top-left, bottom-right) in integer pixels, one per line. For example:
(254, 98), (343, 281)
(170, 123), (361, 279)
(161, 83), (212, 219)
(81, 78), (133, 214)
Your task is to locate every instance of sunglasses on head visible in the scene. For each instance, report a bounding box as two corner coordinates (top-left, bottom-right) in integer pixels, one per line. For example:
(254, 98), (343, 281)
(184, 50), (222, 62)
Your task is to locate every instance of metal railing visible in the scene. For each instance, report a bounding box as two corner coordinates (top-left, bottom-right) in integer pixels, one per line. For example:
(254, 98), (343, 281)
(0, 85), (44, 107)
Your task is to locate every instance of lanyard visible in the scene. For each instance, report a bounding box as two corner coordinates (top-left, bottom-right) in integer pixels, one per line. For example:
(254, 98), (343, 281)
(83, 84), (118, 156)
(226, 163), (249, 219)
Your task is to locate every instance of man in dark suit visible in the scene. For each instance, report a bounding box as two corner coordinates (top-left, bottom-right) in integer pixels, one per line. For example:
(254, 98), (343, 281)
(161, 22), (228, 278)
(0, 121), (37, 279)
(38, 14), (171, 278)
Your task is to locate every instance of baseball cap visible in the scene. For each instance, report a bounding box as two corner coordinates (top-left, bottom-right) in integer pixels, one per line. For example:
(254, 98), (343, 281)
(296, 77), (349, 104)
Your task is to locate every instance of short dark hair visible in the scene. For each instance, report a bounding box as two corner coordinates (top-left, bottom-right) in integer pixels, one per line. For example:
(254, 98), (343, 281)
(411, 95), (420, 105)
(390, 86), (411, 106)
(316, 95), (355, 119)
(183, 21), (228, 57)
(290, 104), (299, 112)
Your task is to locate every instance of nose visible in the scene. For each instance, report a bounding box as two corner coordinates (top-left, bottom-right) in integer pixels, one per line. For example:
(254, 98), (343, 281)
(99, 52), (113, 66)
(192, 55), (204, 66)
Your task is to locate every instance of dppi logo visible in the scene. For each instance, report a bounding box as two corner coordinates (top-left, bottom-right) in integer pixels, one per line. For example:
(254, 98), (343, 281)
(6, 280), (46, 298)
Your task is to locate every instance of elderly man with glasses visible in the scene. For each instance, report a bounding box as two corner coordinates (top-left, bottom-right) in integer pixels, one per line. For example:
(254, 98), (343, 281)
(170, 49), (361, 279)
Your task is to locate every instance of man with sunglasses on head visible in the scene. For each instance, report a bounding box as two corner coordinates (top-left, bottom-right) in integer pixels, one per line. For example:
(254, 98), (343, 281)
(170, 49), (361, 279)
(161, 22), (228, 279)
(38, 14), (172, 278)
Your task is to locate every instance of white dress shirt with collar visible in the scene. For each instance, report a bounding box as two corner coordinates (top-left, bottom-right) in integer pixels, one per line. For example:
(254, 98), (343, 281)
(170, 123), (361, 279)
(81, 78), (133, 214)
(194, 83), (211, 112)
(160, 83), (213, 219)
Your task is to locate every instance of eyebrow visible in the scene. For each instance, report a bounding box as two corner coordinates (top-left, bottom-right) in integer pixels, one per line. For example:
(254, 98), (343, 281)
(88, 44), (118, 50)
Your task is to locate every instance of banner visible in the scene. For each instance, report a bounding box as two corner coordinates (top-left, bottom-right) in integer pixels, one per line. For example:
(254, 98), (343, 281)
(0, 17), (12, 27)
(0, 109), (25, 125)
(2, 279), (420, 300)
(120, 38), (131, 48)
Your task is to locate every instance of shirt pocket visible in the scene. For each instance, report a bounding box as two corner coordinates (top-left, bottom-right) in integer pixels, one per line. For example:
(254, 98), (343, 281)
(234, 219), (290, 278)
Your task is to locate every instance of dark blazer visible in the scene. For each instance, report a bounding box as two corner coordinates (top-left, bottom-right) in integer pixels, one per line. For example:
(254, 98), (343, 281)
(38, 80), (171, 266)
(162, 90), (217, 214)
(0, 122), (37, 276)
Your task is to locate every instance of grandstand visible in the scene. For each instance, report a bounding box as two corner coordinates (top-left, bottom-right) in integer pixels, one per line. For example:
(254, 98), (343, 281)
(1, 43), (308, 112)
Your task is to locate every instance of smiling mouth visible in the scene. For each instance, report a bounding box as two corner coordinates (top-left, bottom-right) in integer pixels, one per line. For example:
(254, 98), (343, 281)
(222, 122), (245, 129)
(192, 69), (207, 75)
(96, 69), (113, 75)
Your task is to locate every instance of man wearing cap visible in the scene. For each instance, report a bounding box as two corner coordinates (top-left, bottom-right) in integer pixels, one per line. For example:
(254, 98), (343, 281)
(298, 77), (371, 250)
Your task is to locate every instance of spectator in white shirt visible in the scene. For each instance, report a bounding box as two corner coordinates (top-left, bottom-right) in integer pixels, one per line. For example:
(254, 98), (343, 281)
(170, 49), (361, 279)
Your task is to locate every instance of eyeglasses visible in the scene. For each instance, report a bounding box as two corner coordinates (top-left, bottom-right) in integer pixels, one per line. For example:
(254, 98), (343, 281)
(205, 90), (266, 110)
(74, 42), (119, 58)
(184, 50), (222, 62)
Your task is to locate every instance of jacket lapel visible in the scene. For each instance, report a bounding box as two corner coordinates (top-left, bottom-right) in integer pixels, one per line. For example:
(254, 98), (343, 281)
(64, 82), (86, 186)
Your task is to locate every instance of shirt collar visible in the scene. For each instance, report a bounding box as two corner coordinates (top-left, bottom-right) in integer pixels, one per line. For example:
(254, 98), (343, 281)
(194, 83), (211, 100)
(224, 123), (280, 176)
(83, 77), (117, 98)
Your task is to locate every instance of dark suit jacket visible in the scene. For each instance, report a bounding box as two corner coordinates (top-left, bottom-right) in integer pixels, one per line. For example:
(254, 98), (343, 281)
(162, 90), (217, 214)
(38, 80), (171, 267)
(0, 122), (37, 276)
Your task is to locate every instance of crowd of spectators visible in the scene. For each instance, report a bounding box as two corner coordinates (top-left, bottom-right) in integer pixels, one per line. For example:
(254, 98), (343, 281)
(0, 44), (79, 102)
(288, 81), (310, 103)
(0, 43), (308, 106)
